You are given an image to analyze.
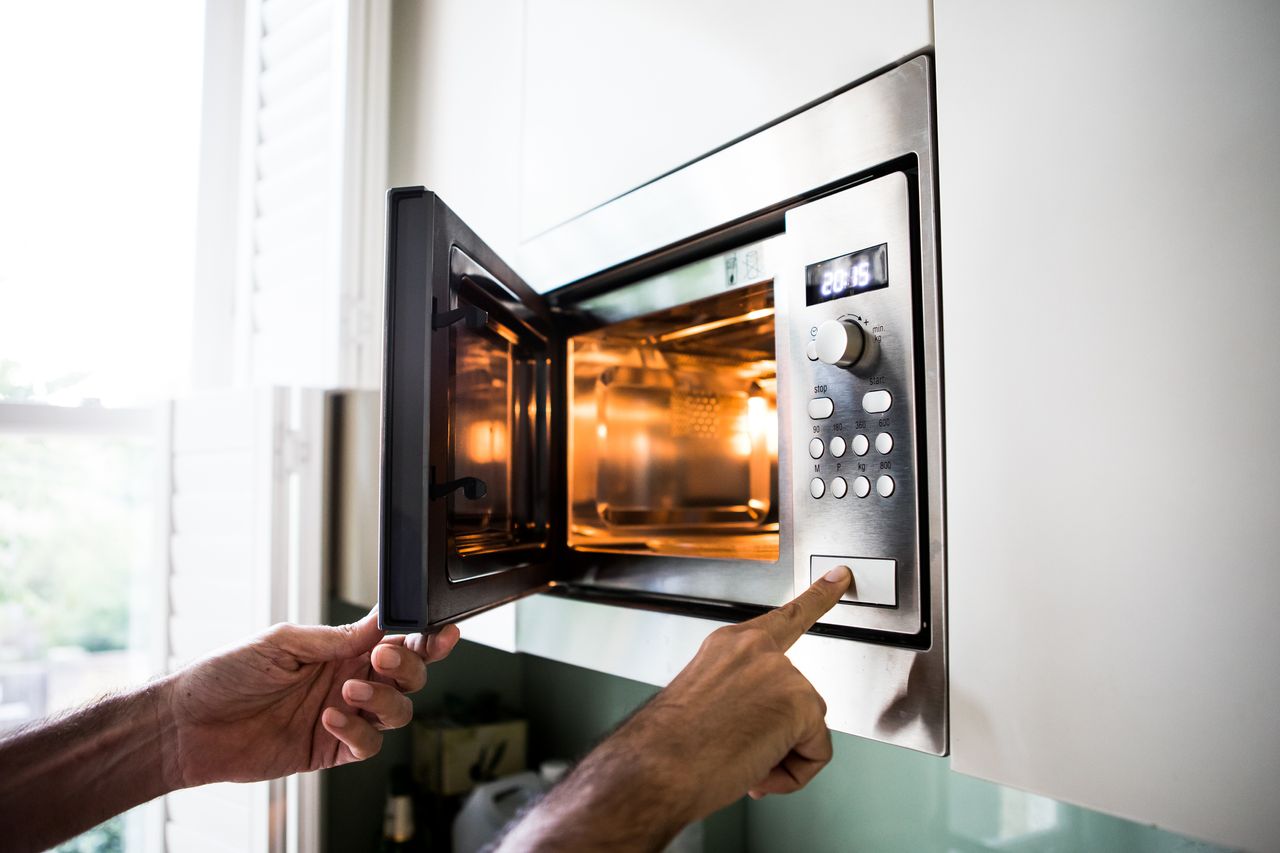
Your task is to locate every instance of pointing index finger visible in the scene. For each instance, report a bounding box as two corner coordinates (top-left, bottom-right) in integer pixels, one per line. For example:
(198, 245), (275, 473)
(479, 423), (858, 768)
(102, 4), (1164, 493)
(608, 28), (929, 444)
(753, 565), (852, 650)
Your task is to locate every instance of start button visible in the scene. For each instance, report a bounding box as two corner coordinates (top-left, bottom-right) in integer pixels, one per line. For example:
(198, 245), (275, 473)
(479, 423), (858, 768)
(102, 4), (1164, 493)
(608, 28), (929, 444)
(810, 555), (897, 606)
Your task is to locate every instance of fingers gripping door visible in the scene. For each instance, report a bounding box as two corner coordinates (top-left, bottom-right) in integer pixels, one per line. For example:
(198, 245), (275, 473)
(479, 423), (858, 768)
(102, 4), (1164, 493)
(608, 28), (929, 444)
(380, 189), (565, 631)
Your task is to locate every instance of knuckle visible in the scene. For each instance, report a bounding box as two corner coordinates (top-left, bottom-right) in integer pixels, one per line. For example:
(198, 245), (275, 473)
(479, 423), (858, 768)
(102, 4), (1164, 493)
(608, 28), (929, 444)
(738, 627), (775, 653)
(701, 625), (739, 654)
(264, 622), (294, 642)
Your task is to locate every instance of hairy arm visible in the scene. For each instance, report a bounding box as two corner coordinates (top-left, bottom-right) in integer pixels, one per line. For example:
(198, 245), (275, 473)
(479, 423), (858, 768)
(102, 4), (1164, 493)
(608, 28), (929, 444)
(502, 707), (700, 850)
(0, 680), (176, 852)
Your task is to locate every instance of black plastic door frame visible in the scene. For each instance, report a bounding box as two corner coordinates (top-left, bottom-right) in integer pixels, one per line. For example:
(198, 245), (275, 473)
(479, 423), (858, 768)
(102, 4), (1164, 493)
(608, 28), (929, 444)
(379, 187), (568, 632)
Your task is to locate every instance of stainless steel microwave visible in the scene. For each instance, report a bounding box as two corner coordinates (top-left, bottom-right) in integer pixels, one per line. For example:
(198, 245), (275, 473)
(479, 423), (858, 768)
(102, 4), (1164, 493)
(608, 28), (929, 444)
(378, 56), (946, 752)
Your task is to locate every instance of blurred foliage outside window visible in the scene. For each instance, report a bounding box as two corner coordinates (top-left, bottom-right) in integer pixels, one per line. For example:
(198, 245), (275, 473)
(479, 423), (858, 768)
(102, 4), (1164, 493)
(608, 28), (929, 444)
(0, 375), (153, 853)
(0, 0), (204, 848)
(0, 363), (154, 727)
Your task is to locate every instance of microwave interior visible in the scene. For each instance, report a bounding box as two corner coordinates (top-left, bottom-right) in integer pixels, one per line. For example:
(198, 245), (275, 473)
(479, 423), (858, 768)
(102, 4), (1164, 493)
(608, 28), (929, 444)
(452, 259), (794, 610)
(568, 283), (779, 561)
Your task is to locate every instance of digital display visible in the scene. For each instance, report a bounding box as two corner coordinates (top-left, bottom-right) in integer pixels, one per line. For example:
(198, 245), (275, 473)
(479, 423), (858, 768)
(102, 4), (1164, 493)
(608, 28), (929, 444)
(805, 243), (889, 306)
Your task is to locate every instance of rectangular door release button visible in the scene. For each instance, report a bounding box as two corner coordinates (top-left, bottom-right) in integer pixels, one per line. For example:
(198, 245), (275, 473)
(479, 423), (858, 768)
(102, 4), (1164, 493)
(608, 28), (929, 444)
(862, 390), (892, 413)
(808, 397), (834, 419)
(810, 555), (897, 606)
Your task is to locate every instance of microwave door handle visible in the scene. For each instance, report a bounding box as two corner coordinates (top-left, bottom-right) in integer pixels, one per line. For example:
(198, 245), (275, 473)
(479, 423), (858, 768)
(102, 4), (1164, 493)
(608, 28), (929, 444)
(433, 301), (489, 330)
(430, 475), (488, 501)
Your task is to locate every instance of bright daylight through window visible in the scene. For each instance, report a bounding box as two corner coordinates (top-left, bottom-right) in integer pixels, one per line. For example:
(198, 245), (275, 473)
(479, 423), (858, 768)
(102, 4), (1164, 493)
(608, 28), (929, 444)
(0, 2), (203, 850)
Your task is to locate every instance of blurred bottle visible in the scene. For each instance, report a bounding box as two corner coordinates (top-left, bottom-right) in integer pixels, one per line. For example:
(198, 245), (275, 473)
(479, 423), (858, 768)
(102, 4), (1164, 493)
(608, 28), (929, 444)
(381, 764), (425, 852)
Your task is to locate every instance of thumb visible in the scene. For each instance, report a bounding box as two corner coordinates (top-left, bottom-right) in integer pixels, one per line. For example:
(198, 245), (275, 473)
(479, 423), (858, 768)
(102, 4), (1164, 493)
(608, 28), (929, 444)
(286, 608), (385, 662)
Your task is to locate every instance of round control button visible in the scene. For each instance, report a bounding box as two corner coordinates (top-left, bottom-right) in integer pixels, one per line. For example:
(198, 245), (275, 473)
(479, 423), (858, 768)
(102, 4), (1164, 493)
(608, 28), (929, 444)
(805, 340), (819, 361)
(829, 435), (847, 457)
(831, 476), (848, 499)
(808, 437), (824, 459)
(876, 475), (895, 497)
(810, 477), (826, 499)
(815, 319), (866, 368)
(853, 476), (871, 498)
(851, 434), (869, 456)
(875, 432), (894, 454)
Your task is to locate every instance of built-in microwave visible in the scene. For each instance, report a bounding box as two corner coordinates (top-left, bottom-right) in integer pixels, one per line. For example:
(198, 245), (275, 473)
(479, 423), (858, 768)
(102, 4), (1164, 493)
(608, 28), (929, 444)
(378, 56), (947, 753)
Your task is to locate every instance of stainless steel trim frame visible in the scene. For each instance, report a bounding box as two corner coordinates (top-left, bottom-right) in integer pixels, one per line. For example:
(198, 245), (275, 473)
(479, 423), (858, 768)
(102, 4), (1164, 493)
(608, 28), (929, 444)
(518, 56), (947, 755)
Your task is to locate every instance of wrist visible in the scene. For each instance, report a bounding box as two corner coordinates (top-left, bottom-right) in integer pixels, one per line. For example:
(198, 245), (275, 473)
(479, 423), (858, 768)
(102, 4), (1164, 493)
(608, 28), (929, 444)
(147, 673), (185, 792)
(498, 703), (700, 852)
(613, 699), (709, 820)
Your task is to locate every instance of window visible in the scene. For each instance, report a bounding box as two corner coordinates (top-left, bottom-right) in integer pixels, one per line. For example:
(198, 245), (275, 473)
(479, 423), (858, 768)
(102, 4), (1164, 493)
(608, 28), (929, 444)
(0, 2), (205, 850)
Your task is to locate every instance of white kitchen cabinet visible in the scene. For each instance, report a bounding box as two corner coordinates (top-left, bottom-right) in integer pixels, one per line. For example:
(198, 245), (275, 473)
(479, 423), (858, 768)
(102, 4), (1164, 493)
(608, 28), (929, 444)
(387, 0), (526, 262)
(935, 2), (1280, 851)
(519, 0), (932, 241)
(388, 0), (932, 263)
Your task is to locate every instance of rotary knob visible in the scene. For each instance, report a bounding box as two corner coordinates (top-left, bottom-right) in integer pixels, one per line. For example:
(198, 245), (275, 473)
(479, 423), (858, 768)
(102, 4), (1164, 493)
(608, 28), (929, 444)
(815, 319), (868, 368)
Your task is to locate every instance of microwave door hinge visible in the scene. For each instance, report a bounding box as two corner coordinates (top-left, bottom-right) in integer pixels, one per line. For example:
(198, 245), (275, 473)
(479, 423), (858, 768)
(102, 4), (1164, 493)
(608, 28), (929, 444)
(433, 302), (488, 330)
(430, 475), (487, 501)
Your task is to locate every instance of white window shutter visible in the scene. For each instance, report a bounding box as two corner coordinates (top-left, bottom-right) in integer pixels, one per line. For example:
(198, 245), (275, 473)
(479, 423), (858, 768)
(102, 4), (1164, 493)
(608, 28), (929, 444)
(234, 0), (390, 390)
(159, 387), (327, 853)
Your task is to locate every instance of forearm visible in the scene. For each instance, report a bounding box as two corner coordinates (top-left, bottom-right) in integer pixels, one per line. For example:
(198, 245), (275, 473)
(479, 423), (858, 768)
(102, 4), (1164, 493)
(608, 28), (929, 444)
(0, 676), (178, 853)
(496, 705), (697, 852)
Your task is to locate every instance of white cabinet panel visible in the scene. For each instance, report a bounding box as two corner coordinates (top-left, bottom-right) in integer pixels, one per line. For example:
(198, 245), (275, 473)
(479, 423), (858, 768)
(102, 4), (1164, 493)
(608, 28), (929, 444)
(387, 0), (525, 261)
(936, 2), (1280, 851)
(519, 0), (931, 240)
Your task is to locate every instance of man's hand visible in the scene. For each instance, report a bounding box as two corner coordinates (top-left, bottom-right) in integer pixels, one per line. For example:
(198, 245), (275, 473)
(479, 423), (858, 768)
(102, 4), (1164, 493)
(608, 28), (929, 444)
(642, 564), (852, 809)
(161, 610), (460, 788)
(498, 565), (852, 851)
(0, 609), (459, 853)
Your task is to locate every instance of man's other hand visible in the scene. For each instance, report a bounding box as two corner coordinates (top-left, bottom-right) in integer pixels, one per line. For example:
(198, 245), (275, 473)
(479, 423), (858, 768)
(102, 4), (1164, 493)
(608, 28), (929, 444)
(161, 610), (460, 788)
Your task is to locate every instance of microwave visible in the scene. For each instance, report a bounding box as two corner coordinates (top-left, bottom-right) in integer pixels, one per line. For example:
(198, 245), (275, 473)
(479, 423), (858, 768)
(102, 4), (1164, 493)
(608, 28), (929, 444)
(378, 56), (947, 752)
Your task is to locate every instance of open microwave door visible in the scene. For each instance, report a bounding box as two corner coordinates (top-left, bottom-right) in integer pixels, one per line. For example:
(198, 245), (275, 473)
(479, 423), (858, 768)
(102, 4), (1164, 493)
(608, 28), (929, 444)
(380, 188), (567, 631)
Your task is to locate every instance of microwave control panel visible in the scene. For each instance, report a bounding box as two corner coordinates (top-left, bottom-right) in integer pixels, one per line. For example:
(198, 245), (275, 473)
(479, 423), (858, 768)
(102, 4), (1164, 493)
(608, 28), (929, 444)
(783, 172), (924, 636)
